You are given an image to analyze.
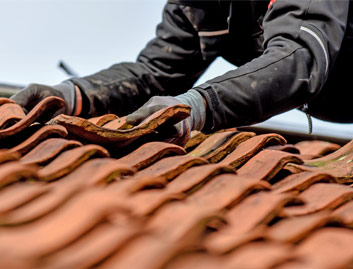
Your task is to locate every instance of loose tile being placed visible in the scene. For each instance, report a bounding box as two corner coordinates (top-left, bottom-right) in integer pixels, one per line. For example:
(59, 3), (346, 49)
(220, 133), (287, 168)
(272, 171), (337, 194)
(285, 139), (353, 182)
(20, 138), (82, 166)
(0, 103), (26, 129)
(236, 149), (303, 182)
(102, 116), (130, 129)
(49, 104), (191, 148)
(0, 97), (65, 139)
(188, 131), (255, 163)
(117, 141), (186, 170)
(295, 140), (341, 156)
(7, 125), (68, 155)
(38, 144), (110, 181)
(282, 183), (353, 217)
(204, 193), (300, 253)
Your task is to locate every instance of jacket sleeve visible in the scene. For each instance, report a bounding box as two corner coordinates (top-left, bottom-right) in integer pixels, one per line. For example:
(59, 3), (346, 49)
(194, 0), (349, 132)
(70, 3), (211, 117)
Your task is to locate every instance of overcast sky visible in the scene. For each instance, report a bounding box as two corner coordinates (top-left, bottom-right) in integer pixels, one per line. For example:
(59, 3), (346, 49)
(1, 0), (353, 140)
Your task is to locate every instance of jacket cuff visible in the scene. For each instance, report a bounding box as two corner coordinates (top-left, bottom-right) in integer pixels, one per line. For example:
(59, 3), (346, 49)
(193, 82), (225, 133)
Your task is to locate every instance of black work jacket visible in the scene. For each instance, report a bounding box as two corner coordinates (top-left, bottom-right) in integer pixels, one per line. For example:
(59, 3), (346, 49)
(71, 0), (352, 132)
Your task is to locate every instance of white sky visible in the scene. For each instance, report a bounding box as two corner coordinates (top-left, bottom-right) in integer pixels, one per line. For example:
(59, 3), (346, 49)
(1, 0), (353, 140)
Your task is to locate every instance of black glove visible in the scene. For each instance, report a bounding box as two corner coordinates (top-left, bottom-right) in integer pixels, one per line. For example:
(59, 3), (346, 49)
(10, 81), (77, 115)
(126, 90), (206, 147)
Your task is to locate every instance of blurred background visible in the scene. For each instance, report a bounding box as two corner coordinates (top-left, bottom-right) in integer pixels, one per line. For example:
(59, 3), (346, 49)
(1, 0), (353, 142)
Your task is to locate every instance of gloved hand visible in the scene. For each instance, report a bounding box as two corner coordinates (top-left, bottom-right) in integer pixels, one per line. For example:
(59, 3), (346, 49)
(10, 81), (79, 115)
(126, 89), (206, 147)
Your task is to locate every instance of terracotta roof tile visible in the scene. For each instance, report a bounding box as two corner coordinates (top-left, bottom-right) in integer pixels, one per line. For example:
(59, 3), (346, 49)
(188, 131), (255, 162)
(7, 125), (68, 155)
(220, 133), (287, 168)
(48, 104), (191, 148)
(0, 97), (65, 139)
(295, 140), (341, 156)
(1, 96), (353, 267)
(19, 138), (82, 166)
(0, 103), (26, 129)
(286, 139), (353, 182)
(282, 183), (353, 216)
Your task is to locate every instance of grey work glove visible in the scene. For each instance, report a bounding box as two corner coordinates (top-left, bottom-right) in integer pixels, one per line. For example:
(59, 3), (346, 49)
(126, 89), (206, 147)
(10, 81), (76, 115)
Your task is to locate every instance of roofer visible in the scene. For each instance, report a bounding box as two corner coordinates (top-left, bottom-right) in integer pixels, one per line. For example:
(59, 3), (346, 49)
(11, 0), (351, 146)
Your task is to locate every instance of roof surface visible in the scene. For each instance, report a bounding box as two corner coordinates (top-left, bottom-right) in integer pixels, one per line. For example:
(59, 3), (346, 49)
(0, 96), (353, 268)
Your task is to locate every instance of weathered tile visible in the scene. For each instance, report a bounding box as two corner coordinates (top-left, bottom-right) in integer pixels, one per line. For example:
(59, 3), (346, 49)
(38, 221), (142, 268)
(48, 104), (191, 148)
(0, 96), (65, 139)
(20, 138), (82, 166)
(266, 144), (300, 154)
(220, 133), (287, 168)
(0, 103), (26, 129)
(282, 183), (353, 217)
(7, 125), (68, 155)
(236, 149), (303, 182)
(184, 131), (209, 151)
(166, 163), (236, 195)
(204, 193), (300, 253)
(224, 242), (293, 269)
(272, 171), (337, 194)
(188, 131), (255, 163)
(295, 140), (341, 156)
(0, 182), (47, 214)
(87, 114), (118, 126)
(0, 190), (128, 259)
(101, 205), (222, 269)
(147, 203), (222, 242)
(289, 228), (353, 269)
(128, 164), (236, 216)
(38, 144), (110, 181)
(0, 162), (39, 188)
(186, 174), (271, 211)
(165, 251), (222, 269)
(100, 234), (186, 269)
(0, 150), (20, 164)
(285, 139), (353, 182)
(265, 211), (334, 243)
(0, 159), (134, 225)
(135, 155), (208, 183)
(117, 141), (186, 170)
(331, 200), (353, 227)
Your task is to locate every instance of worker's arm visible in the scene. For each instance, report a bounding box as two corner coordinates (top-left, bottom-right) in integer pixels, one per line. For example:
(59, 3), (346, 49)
(193, 0), (349, 132)
(69, 3), (212, 117)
